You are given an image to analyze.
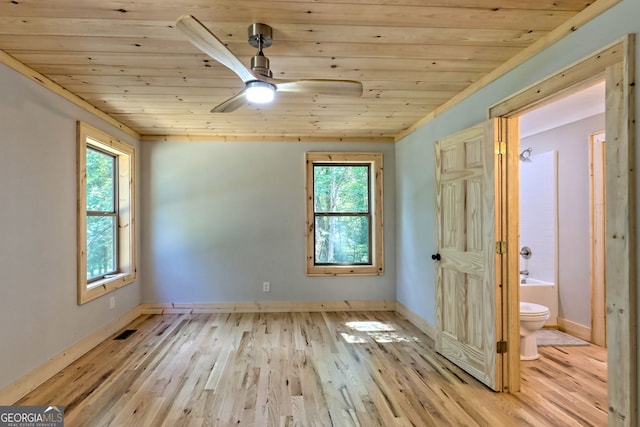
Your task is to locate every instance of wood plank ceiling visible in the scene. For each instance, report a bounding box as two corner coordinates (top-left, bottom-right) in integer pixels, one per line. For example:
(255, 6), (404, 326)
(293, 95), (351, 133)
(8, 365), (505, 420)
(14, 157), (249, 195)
(0, 0), (593, 141)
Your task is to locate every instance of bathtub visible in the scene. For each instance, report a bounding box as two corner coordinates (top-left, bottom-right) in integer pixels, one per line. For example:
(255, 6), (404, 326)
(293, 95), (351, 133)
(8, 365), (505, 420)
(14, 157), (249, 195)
(520, 278), (558, 326)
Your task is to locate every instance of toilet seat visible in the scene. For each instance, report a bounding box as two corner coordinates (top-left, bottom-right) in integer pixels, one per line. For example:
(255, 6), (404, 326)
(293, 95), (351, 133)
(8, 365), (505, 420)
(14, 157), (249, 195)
(520, 301), (550, 318)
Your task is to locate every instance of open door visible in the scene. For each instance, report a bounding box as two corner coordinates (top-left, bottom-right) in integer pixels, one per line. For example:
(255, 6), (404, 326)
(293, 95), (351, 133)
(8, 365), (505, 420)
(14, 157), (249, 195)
(433, 119), (512, 391)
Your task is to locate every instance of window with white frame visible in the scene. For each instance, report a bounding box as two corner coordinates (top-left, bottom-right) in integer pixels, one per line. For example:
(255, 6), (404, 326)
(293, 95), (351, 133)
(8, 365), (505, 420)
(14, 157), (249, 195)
(77, 122), (136, 304)
(305, 152), (383, 275)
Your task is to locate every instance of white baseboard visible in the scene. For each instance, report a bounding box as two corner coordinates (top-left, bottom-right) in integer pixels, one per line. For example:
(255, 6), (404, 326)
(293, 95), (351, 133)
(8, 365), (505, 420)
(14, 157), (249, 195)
(557, 317), (592, 342)
(395, 301), (435, 340)
(0, 306), (143, 405)
(140, 300), (396, 314)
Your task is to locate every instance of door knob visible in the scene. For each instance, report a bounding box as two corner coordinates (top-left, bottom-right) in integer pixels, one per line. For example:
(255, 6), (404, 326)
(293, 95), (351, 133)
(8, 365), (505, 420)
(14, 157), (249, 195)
(431, 253), (441, 261)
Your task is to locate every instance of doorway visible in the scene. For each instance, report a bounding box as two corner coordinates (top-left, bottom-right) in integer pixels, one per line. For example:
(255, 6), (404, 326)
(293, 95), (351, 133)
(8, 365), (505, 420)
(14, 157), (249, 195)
(489, 35), (635, 424)
(518, 81), (606, 342)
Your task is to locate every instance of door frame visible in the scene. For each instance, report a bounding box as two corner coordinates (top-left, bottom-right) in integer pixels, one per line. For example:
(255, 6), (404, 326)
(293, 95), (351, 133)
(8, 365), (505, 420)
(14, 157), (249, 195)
(489, 34), (636, 425)
(590, 130), (607, 347)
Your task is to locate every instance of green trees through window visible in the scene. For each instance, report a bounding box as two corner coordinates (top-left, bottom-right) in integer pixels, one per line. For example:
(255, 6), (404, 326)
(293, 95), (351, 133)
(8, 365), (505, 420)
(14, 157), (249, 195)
(313, 164), (371, 264)
(86, 147), (117, 280)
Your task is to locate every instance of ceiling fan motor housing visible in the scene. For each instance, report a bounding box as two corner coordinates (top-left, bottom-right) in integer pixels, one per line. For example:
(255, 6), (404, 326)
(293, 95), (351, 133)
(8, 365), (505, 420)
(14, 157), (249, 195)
(248, 23), (273, 48)
(250, 54), (272, 78)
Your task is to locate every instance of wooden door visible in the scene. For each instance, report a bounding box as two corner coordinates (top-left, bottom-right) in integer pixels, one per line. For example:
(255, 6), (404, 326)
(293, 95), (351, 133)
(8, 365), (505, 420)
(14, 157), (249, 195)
(434, 120), (505, 391)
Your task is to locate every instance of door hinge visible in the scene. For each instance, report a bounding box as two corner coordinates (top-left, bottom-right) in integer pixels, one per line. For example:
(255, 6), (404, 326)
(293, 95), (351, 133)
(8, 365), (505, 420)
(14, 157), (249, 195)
(497, 340), (508, 354)
(495, 140), (506, 155)
(495, 241), (506, 254)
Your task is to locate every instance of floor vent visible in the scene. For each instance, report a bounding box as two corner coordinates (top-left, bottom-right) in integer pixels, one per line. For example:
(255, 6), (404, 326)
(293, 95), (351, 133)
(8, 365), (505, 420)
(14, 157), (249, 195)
(114, 329), (137, 340)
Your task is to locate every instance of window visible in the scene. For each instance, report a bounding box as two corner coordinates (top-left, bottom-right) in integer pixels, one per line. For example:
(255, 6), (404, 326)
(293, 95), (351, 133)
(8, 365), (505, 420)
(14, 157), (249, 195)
(86, 147), (117, 281)
(77, 122), (136, 304)
(305, 152), (383, 275)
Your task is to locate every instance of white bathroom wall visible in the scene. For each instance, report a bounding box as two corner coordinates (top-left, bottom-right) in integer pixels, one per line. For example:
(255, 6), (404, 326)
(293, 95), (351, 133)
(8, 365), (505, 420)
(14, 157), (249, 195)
(520, 113), (605, 328)
(519, 151), (557, 284)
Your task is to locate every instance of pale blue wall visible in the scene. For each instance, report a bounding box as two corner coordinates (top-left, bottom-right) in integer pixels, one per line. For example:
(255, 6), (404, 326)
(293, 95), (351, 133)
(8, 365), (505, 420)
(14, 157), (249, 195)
(395, 0), (640, 331)
(140, 140), (396, 303)
(0, 64), (142, 390)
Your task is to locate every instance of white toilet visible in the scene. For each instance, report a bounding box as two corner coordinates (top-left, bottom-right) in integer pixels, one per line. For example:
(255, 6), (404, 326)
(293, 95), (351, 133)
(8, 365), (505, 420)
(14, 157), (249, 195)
(519, 301), (550, 360)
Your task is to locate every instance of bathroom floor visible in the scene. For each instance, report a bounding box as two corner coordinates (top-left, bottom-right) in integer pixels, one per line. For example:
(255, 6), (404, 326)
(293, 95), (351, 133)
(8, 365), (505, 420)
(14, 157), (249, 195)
(519, 342), (607, 425)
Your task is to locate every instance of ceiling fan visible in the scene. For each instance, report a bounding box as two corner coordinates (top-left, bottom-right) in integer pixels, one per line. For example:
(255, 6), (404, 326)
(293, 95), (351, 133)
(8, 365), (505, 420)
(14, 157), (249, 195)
(176, 15), (363, 113)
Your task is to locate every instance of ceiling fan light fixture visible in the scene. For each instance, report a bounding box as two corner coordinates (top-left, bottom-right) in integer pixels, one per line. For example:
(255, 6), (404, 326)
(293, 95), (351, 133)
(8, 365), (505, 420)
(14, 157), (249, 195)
(245, 81), (276, 104)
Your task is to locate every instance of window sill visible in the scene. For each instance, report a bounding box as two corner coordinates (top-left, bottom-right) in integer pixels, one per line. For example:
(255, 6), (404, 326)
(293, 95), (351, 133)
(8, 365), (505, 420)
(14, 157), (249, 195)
(88, 273), (129, 289)
(79, 271), (136, 305)
(306, 265), (384, 276)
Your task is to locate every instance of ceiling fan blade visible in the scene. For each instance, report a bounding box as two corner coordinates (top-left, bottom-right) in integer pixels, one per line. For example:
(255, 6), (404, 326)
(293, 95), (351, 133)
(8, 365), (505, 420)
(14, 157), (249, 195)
(176, 15), (255, 83)
(211, 90), (248, 113)
(274, 79), (363, 97)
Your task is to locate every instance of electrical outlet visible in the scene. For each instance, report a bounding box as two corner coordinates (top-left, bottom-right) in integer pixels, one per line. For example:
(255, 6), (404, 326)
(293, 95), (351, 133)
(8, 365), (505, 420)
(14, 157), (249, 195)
(262, 281), (270, 292)
(109, 296), (115, 309)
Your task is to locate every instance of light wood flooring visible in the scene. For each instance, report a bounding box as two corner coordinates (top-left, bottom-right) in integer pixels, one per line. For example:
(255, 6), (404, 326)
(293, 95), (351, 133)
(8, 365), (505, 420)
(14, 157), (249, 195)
(17, 312), (607, 426)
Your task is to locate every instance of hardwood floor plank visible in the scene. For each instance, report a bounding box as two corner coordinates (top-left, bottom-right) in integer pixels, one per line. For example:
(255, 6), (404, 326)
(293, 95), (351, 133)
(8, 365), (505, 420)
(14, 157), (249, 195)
(16, 312), (607, 426)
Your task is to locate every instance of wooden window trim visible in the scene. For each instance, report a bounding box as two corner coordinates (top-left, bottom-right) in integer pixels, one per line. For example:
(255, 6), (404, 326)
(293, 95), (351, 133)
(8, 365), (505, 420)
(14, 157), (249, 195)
(305, 152), (384, 276)
(77, 122), (136, 304)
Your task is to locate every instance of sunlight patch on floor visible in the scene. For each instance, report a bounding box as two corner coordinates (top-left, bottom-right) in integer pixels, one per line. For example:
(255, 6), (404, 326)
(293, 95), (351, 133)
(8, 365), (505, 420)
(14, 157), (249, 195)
(346, 321), (395, 332)
(342, 321), (418, 343)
